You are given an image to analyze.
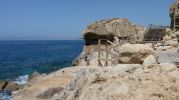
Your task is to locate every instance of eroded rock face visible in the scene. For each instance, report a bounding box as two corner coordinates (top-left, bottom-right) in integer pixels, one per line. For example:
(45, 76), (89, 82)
(0, 81), (19, 92)
(117, 43), (154, 64)
(12, 66), (84, 100)
(75, 43), (154, 66)
(36, 87), (64, 99)
(83, 18), (145, 45)
(54, 64), (179, 100)
(143, 55), (158, 66)
(0, 80), (8, 90)
(5, 82), (19, 91)
(74, 18), (146, 66)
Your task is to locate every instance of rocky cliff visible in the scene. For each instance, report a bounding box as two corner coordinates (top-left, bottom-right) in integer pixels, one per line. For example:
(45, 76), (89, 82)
(12, 63), (179, 100)
(73, 18), (145, 66)
(53, 63), (179, 100)
(83, 18), (145, 45)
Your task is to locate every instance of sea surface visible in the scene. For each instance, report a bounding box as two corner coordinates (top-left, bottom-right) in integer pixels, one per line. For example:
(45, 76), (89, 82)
(0, 40), (84, 99)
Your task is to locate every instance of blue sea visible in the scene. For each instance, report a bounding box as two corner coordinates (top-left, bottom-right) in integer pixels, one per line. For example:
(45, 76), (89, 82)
(0, 40), (84, 99)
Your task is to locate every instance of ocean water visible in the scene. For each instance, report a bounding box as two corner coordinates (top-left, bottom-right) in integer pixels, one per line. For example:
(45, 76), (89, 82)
(0, 40), (84, 100)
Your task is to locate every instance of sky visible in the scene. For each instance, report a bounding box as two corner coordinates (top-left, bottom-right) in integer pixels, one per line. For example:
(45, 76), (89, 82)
(0, 0), (175, 40)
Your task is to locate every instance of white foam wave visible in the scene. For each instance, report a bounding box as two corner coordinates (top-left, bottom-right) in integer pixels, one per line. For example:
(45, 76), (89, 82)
(14, 75), (29, 85)
(0, 91), (11, 100)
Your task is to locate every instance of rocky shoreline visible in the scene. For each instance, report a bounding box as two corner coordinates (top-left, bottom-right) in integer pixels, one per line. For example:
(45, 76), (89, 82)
(12, 64), (179, 100)
(0, 81), (19, 92)
(10, 18), (179, 100)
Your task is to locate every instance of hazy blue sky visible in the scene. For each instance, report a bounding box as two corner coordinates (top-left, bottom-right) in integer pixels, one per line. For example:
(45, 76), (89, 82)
(0, 0), (174, 40)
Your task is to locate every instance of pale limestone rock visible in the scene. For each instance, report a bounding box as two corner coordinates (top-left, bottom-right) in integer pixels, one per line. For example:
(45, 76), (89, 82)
(164, 35), (172, 40)
(53, 64), (179, 100)
(160, 63), (177, 71)
(156, 46), (173, 51)
(143, 55), (158, 66)
(117, 43), (154, 64)
(83, 18), (145, 42)
(171, 34), (177, 38)
(175, 31), (179, 36)
(118, 43), (154, 54)
(166, 40), (178, 46)
(78, 59), (87, 66)
(55, 64), (142, 100)
(36, 87), (64, 99)
(12, 66), (84, 100)
(119, 57), (131, 63)
(13, 64), (179, 100)
(87, 51), (112, 66)
(86, 43), (154, 65)
(165, 28), (172, 33)
(74, 18), (145, 66)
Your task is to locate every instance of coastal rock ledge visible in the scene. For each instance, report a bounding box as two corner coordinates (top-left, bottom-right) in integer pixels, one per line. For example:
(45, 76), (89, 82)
(52, 64), (179, 100)
(13, 64), (179, 100)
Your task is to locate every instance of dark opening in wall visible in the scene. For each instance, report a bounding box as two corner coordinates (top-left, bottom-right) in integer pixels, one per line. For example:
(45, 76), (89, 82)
(83, 32), (114, 46)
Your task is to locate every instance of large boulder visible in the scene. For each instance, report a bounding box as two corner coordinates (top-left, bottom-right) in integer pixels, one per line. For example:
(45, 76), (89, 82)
(117, 43), (154, 64)
(118, 43), (154, 53)
(143, 55), (158, 66)
(0, 80), (8, 90)
(5, 82), (19, 91)
(83, 18), (145, 46)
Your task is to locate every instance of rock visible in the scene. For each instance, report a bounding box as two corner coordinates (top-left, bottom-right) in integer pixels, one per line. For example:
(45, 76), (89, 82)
(27, 71), (47, 86)
(5, 82), (19, 91)
(53, 64), (179, 100)
(12, 66), (83, 100)
(83, 18), (145, 45)
(165, 28), (172, 33)
(166, 40), (178, 46)
(160, 63), (177, 71)
(74, 18), (146, 66)
(175, 31), (179, 36)
(88, 51), (113, 66)
(78, 59), (87, 66)
(163, 35), (172, 40)
(143, 55), (158, 66)
(37, 87), (64, 99)
(77, 43), (154, 66)
(156, 46), (173, 51)
(117, 43), (154, 64)
(119, 43), (154, 53)
(55, 64), (142, 100)
(29, 71), (41, 80)
(119, 57), (131, 63)
(171, 34), (176, 38)
(0, 80), (8, 90)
